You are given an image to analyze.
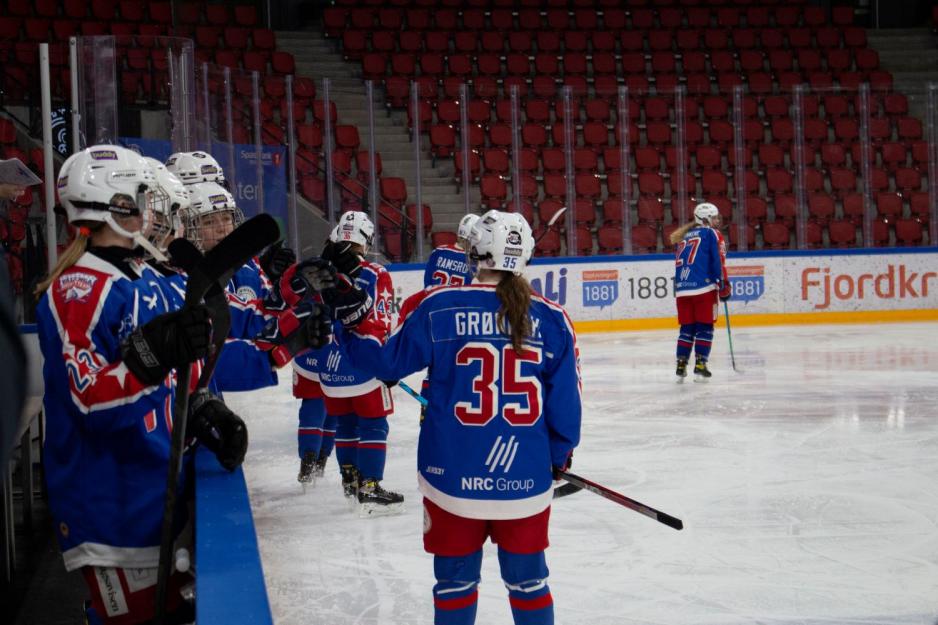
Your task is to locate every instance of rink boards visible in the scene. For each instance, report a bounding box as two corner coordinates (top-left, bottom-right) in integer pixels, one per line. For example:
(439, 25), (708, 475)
(388, 247), (938, 332)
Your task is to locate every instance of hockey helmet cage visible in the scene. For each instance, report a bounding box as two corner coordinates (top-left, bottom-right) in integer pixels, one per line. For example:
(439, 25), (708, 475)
(468, 209), (534, 276)
(329, 211), (375, 249)
(456, 213), (480, 243)
(693, 202), (720, 226)
(182, 181), (244, 251)
(165, 151), (226, 186)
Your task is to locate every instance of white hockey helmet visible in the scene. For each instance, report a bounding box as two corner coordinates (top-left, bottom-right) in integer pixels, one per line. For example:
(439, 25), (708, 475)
(468, 209), (534, 276)
(694, 202), (720, 226)
(456, 213), (480, 243)
(165, 150), (226, 186)
(329, 210), (375, 249)
(144, 157), (190, 251)
(56, 144), (168, 259)
(182, 181), (243, 251)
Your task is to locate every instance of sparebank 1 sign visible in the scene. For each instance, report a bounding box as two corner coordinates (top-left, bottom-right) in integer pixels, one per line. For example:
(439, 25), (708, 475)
(728, 265), (765, 302)
(582, 269), (619, 308)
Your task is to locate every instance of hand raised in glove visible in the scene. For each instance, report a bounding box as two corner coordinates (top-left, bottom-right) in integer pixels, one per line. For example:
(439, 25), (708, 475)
(719, 281), (732, 302)
(121, 305), (212, 386)
(255, 301), (333, 367)
(288, 259), (374, 328)
(189, 390), (248, 471)
(321, 240), (363, 280)
(259, 243), (296, 281)
(552, 451), (573, 481)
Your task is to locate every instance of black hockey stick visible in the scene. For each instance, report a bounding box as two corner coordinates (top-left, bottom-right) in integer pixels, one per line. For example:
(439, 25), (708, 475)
(154, 214), (281, 624)
(166, 239), (233, 389)
(557, 470), (684, 530)
(723, 300), (739, 373)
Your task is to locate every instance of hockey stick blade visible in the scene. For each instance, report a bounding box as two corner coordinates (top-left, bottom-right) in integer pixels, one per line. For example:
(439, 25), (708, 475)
(558, 470), (683, 530)
(553, 482), (583, 499)
(535, 206), (568, 243)
(167, 239), (233, 388)
(156, 216), (280, 622)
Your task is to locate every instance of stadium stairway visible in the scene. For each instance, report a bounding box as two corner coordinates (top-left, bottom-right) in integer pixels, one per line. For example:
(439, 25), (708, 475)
(276, 27), (474, 236)
(867, 27), (938, 120)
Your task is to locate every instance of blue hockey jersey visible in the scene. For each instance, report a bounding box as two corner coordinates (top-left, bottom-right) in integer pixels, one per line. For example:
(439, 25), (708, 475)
(213, 257), (278, 391)
(673, 225), (724, 297)
(315, 260), (393, 398)
(37, 252), (191, 571)
(423, 244), (473, 288)
(342, 284), (581, 520)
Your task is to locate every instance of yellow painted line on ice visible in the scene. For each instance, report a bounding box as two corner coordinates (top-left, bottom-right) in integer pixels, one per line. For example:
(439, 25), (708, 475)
(573, 308), (938, 333)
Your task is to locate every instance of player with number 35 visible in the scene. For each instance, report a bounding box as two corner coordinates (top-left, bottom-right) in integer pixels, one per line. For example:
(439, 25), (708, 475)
(339, 209), (581, 625)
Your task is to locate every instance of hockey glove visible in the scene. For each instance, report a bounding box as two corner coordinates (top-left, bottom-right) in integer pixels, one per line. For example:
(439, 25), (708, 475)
(552, 451), (573, 481)
(121, 305), (212, 386)
(321, 240), (363, 280)
(290, 259), (374, 328)
(259, 243), (296, 281)
(189, 390), (248, 471)
(719, 282), (732, 302)
(323, 283), (373, 328)
(255, 301), (333, 368)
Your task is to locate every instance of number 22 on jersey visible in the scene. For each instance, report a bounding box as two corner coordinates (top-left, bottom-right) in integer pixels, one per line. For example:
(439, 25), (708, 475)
(453, 342), (543, 427)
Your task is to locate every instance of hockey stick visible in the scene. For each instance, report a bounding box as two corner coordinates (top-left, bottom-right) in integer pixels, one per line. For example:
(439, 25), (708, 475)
(154, 214), (281, 624)
(723, 300), (739, 372)
(535, 205), (568, 243)
(398, 381), (580, 500)
(557, 470), (684, 530)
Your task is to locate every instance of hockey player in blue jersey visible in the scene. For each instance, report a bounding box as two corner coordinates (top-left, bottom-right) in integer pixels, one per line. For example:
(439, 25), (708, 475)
(35, 145), (251, 624)
(669, 201), (731, 382)
(337, 209), (581, 625)
(423, 213), (478, 288)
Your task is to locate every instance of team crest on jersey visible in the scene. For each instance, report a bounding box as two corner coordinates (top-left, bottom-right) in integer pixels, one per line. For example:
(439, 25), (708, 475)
(236, 285), (257, 301)
(58, 272), (98, 302)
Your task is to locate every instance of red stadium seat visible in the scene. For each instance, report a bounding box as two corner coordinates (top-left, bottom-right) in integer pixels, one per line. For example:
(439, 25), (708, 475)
(763, 221), (792, 249)
(895, 219), (924, 246)
(829, 220), (858, 247)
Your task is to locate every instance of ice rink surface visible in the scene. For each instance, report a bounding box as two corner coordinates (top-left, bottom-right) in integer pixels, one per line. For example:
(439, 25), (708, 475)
(225, 322), (938, 625)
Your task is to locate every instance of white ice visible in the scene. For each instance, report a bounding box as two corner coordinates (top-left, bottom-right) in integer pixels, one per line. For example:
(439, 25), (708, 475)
(225, 322), (938, 625)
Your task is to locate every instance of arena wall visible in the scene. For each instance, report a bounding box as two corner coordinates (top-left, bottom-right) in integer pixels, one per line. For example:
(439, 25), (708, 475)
(388, 248), (938, 332)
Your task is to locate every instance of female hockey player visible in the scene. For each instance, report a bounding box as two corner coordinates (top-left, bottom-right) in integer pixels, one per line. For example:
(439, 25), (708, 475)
(35, 145), (249, 624)
(307, 211), (403, 512)
(669, 201), (731, 382)
(423, 213), (478, 288)
(338, 209), (582, 625)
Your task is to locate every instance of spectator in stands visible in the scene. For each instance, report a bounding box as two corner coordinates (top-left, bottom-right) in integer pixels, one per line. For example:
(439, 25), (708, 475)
(0, 158), (41, 469)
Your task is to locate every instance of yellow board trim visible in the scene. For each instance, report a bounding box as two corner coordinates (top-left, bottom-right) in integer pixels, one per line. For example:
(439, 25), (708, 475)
(573, 309), (938, 333)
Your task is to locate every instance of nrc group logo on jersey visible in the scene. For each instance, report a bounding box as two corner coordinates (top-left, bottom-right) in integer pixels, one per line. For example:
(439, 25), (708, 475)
(582, 269), (619, 309)
(484, 435), (519, 474)
(326, 350), (342, 372)
(728, 265), (765, 302)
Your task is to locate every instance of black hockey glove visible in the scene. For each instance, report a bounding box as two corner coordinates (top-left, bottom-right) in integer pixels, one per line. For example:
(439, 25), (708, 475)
(321, 240), (363, 280)
(259, 243), (296, 281)
(121, 305), (212, 386)
(255, 301), (333, 367)
(552, 451), (573, 481)
(188, 390), (248, 472)
(291, 259), (374, 328)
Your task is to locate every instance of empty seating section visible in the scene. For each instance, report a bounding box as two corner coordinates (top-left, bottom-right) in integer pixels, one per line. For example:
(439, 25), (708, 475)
(324, 1), (933, 253)
(0, 2), (430, 260)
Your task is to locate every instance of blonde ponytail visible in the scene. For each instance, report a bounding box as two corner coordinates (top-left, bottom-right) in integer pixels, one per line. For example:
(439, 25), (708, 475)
(495, 272), (533, 354)
(668, 221), (698, 246)
(34, 225), (98, 296)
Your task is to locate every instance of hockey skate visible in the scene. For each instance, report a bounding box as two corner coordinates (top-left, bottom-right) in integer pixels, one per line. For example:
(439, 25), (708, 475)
(675, 358), (688, 382)
(693, 357), (712, 382)
(313, 451), (329, 479)
(357, 478), (405, 518)
(297, 451), (317, 485)
(340, 464), (360, 500)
